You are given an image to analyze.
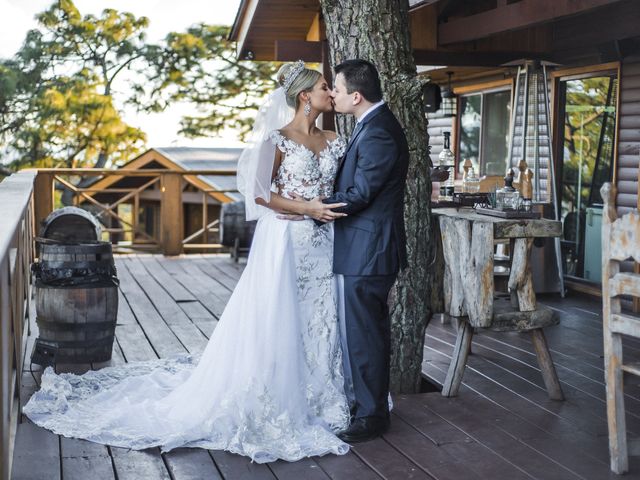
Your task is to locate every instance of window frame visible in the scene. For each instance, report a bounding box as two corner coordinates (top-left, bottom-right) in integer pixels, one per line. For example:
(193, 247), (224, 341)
(453, 79), (514, 178)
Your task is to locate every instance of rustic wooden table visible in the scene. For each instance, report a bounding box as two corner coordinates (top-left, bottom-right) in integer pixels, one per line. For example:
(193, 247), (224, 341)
(432, 207), (565, 401)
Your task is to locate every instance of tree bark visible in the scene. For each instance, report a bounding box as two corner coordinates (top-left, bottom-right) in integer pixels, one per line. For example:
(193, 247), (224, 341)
(320, 0), (434, 393)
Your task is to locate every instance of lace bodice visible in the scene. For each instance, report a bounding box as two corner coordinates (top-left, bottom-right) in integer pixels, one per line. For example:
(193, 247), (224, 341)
(269, 130), (346, 200)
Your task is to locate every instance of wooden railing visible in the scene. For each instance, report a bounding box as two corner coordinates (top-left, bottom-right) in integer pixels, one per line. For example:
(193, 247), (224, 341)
(33, 168), (238, 255)
(0, 171), (35, 480)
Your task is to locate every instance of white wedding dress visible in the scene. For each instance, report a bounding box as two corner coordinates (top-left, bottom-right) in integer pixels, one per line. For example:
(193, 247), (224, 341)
(24, 131), (351, 463)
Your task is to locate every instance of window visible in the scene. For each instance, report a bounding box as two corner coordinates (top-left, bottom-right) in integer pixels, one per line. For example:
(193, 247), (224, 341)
(457, 88), (511, 177)
(557, 72), (618, 282)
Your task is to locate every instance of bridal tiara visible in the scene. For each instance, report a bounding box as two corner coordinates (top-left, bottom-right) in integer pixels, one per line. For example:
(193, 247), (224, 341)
(282, 60), (305, 93)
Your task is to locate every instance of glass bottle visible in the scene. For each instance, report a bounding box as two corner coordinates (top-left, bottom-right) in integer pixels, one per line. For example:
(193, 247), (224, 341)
(463, 166), (480, 193)
(439, 132), (455, 199)
(438, 132), (455, 167)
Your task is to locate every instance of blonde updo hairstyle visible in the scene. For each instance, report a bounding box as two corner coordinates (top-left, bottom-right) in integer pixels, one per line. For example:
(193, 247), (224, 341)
(277, 62), (322, 110)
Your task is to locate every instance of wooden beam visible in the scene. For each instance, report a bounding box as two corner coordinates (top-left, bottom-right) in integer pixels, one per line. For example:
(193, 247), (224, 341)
(438, 0), (624, 45)
(33, 172), (53, 236)
(413, 49), (547, 66)
(274, 40), (322, 62)
(410, 3), (438, 50)
(160, 173), (183, 256)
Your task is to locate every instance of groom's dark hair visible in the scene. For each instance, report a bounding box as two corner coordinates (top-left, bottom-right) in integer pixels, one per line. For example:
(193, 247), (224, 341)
(334, 59), (383, 103)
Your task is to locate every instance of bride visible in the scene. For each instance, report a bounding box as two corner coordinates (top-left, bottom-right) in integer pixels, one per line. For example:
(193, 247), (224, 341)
(25, 61), (353, 463)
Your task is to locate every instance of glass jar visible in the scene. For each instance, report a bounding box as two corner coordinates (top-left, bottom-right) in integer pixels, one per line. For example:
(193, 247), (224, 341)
(496, 188), (520, 210)
(496, 169), (520, 210)
(463, 166), (480, 193)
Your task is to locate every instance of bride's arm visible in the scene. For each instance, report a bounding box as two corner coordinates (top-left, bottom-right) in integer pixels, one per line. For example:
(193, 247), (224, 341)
(254, 148), (347, 220)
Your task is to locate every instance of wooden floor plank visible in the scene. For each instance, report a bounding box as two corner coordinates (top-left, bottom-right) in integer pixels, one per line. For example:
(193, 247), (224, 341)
(425, 331), (613, 439)
(110, 447), (171, 480)
(175, 258), (232, 302)
(117, 289), (137, 325)
(390, 395), (530, 480)
(192, 256), (240, 291)
(351, 437), (435, 479)
(11, 422), (60, 480)
(428, 322), (640, 424)
(115, 324), (158, 362)
(313, 451), (382, 480)
(200, 254), (245, 281)
(61, 437), (115, 480)
(115, 258), (186, 357)
(123, 257), (209, 353)
(163, 448), (223, 480)
(153, 257), (230, 318)
(209, 451), (277, 480)
(422, 347), (613, 460)
(419, 396), (585, 480)
(137, 256), (197, 302)
(383, 411), (484, 480)
(268, 458), (332, 480)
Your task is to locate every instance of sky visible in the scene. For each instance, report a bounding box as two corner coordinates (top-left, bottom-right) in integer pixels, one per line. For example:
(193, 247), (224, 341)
(0, 0), (246, 149)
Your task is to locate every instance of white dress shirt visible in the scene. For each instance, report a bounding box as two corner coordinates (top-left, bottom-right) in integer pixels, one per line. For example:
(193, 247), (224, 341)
(356, 100), (385, 124)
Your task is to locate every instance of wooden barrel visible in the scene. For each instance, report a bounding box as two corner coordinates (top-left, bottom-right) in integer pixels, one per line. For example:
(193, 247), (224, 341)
(220, 201), (256, 248)
(34, 242), (118, 363)
(40, 206), (102, 243)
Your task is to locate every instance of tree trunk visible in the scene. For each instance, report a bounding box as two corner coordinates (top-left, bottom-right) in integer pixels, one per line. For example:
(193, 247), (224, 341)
(320, 0), (435, 393)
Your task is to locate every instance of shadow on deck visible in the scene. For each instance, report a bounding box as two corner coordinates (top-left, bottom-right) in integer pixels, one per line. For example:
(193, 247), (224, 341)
(11, 255), (640, 479)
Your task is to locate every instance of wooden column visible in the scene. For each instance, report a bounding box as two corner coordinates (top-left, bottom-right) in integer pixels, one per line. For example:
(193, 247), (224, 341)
(33, 172), (54, 237)
(160, 173), (183, 256)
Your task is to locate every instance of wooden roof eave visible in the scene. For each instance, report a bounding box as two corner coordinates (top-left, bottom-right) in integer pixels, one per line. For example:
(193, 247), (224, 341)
(228, 0), (320, 61)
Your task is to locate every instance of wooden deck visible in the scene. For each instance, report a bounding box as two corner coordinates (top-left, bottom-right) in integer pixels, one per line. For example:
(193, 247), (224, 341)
(11, 254), (640, 479)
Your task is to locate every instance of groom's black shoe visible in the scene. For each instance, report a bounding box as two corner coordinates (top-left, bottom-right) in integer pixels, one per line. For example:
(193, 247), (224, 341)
(337, 416), (390, 443)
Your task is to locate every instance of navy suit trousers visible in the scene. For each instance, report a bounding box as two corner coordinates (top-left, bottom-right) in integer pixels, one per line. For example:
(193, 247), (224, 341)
(342, 273), (397, 420)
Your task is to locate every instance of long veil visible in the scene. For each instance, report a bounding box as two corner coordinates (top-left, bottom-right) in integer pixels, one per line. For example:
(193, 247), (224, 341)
(236, 88), (294, 221)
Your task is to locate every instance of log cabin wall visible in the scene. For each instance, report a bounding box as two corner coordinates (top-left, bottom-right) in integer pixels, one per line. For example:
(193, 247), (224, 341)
(425, 70), (514, 174)
(617, 54), (640, 216)
(426, 109), (454, 167)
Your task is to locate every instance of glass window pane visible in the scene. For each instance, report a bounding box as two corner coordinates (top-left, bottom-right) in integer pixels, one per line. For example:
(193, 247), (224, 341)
(481, 90), (511, 176)
(559, 75), (617, 280)
(458, 94), (481, 175)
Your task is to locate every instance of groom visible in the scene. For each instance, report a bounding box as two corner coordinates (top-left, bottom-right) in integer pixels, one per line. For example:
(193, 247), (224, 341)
(307, 59), (409, 442)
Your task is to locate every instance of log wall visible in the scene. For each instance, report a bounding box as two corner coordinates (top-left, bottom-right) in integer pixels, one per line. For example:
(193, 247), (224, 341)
(617, 54), (640, 216)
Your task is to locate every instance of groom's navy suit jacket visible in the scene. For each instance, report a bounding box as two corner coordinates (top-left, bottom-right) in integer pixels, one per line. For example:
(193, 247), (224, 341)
(324, 104), (409, 276)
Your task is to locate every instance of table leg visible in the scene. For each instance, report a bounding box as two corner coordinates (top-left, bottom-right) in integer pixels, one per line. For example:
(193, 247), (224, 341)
(442, 318), (473, 397)
(508, 238), (536, 311)
(531, 328), (564, 400)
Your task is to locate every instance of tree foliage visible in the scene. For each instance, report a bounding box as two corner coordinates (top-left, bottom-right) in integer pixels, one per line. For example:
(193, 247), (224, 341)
(137, 24), (278, 140)
(0, 0), (277, 171)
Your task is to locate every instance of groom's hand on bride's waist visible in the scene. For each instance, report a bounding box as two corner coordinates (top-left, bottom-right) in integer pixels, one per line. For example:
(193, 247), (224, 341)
(290, 193), (347, 223)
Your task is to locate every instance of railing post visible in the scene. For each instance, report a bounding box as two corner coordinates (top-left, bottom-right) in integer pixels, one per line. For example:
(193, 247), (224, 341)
(160, 173), (183, 256)
(33, 172), (54, 237)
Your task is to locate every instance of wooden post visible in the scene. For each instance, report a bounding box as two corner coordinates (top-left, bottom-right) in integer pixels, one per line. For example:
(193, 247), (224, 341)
(33, 172), (54, 237)
(160, 173), (183, 256)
